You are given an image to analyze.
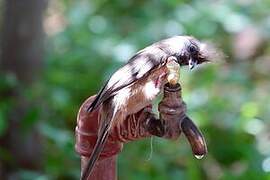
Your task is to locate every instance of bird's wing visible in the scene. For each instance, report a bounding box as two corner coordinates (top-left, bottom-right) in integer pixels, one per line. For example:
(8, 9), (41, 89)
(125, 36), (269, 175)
(87, 47), (168, 112)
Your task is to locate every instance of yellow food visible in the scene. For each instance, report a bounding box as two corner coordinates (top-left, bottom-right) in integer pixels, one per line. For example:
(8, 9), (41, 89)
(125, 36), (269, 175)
(166, 60), (180, 85)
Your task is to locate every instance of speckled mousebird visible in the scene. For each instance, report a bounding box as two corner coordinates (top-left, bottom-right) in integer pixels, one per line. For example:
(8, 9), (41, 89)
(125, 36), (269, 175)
(81, 35), (211, 180)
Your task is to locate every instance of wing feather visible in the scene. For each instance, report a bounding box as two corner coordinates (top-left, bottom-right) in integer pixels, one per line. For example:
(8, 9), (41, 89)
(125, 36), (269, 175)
(87, 46), (168, 112)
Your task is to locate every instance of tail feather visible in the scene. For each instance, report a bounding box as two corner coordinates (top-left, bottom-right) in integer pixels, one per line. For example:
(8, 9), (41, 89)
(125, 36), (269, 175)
(82, 98), (115, 180)
(81, 124), (110, 180)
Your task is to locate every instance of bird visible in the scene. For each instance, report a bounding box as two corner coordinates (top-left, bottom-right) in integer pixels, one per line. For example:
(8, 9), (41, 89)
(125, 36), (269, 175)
(81, 35), (210, 180)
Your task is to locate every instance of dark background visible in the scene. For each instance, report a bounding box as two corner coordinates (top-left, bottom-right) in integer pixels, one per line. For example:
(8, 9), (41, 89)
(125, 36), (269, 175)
(0, 0), (270, 179)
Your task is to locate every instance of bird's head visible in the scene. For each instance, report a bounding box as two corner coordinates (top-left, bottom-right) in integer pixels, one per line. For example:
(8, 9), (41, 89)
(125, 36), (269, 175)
(176, 36), (215, 70)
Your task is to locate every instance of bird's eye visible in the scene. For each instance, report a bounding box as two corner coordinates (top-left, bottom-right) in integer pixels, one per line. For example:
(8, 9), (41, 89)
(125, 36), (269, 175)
(189, 44), (198, 55)
(178, 52), (190, 65)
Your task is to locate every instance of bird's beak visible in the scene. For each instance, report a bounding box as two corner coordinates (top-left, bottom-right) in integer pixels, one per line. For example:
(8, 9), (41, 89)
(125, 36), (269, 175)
(189, 58), (197, 70)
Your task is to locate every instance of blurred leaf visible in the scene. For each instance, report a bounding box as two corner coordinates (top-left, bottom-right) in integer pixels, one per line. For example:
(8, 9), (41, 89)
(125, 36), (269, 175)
(0, 109), (7, 136)
(22, 108), (40, 131)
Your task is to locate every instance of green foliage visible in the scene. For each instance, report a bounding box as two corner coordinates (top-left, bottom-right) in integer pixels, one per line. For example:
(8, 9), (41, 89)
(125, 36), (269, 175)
(1, 0), (270, 179)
